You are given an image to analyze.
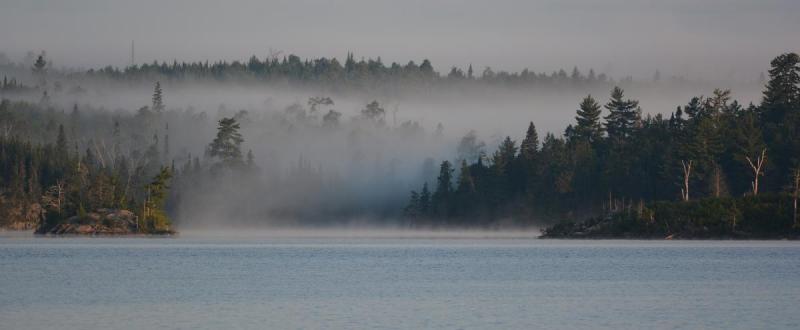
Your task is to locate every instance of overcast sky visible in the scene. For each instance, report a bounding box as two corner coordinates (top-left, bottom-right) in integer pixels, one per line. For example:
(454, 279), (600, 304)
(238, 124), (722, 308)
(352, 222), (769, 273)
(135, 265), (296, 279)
(1, 0), (797, 80)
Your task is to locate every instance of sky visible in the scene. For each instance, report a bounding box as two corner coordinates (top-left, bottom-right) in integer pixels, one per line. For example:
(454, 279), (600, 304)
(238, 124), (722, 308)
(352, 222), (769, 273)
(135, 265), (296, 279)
(0, 0), (798, 80)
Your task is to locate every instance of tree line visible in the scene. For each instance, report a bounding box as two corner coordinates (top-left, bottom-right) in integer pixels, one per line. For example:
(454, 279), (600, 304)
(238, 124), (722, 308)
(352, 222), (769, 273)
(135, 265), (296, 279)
(403, 53), (800, 229)
(85, 52), (615, 88)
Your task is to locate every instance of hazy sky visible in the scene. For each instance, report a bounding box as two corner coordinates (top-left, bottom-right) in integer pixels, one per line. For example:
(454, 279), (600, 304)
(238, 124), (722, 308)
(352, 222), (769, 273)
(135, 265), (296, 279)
(1, 0), (798, 80)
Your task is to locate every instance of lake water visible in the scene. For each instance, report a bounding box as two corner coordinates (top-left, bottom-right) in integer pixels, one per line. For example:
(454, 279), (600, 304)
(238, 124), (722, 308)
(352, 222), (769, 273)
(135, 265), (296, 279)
(1, 231), (800, 329)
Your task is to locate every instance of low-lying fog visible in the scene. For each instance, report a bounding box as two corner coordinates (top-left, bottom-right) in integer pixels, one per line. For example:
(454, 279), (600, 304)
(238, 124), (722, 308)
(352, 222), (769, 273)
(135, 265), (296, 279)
(0, 75), (769, 226)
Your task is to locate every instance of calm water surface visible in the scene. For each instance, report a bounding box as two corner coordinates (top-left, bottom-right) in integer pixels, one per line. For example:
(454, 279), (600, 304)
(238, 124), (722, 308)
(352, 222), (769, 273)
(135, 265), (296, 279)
(1, 232), (799, 329)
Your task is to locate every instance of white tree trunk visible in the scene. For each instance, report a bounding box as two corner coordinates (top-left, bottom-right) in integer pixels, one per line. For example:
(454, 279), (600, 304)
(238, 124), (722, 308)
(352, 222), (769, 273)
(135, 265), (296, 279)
(745, 148), (767, 196)
(681, 160), (693, 201)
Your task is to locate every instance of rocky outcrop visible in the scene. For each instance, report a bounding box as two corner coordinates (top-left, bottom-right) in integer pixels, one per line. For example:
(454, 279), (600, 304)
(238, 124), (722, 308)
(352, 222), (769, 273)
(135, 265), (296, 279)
(35, 208), (157, 235)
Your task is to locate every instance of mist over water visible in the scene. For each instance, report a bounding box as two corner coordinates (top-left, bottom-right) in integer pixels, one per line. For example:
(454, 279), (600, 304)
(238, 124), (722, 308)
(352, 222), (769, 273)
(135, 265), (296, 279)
(0, 0), (796, 228)
(0, 61), (772, 226)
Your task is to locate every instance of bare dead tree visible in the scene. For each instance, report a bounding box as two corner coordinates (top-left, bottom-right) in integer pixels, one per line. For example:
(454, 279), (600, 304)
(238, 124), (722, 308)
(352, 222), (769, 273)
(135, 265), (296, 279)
(712, 162), (722, 198)
(681, 160), (693, 201)
(793, 168), (799, 228)
(92, 139), (107, 169)
(99, 139), (115, 168)
(745, 148), (767, 196)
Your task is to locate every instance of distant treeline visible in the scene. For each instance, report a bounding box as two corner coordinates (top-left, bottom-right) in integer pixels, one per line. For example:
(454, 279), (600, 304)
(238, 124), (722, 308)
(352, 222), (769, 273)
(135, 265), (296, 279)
(85, 53), (619, 87)
(403, 53), (800, 230)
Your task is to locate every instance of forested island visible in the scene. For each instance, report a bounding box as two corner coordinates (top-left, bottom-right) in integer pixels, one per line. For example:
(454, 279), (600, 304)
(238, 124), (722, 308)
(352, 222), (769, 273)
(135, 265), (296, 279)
(401, 53), (800, 239)
(0, 52), (797, 238)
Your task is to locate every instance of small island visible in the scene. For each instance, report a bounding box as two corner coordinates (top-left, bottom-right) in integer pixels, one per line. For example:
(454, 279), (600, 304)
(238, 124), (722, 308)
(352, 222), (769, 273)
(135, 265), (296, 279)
(541, 194), (799, 239)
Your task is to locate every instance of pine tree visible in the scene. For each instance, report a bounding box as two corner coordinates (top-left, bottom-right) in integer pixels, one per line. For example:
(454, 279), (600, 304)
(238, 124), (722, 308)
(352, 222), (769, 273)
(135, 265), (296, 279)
(152, 82), (165, 113)
(604, 86), (640, 142)
(32, 53), (47, 87)
(404, 190), (421, 219)
(432, 161), (454, 218)
(208, 117), (244, 168)
(455, 160), (477, 217)
(574, 95), (604, 144)
(419, 183), (431, 217)
(55, 124), (68, 159)
(493, 137), (517, 174)
(143, 167), (172, 232)
(762, 53), (799, 123)
(519, 122), (539, 160)
(360, 101), (385, 124)
(760, 53), (800, 186)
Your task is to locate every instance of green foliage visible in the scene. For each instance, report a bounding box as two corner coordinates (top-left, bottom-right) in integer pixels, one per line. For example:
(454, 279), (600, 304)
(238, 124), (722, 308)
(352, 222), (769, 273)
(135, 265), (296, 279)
(208, 117), (244, 169)
(542, 194), (798, 239)
(603, 86), (641, 142)
(143, 167), (172, 232)
(574, 95), (604, 144)
(404, 53), (800, 232)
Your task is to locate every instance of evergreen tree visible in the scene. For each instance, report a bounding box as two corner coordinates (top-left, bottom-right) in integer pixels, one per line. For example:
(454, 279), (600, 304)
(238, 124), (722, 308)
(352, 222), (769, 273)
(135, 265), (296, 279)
(152, 81), (164, 113)
(208, 117), (244, 168)
(574, 95), (604, 144)
(604, 86), (641, 142)
(419, 183), (431, 217)
(455, 160), (477, 218)
(493, 137), (518, 173)
(760, 52), (800, 187)
(519, 122), (539, 160)
(762, 53), (800, 123)
(432, 161), (454, 218)
(55, 124), (68, 159)
(360, 101), (385, 125)
(32, 52), (47, 87)
(143, 167), (172, 232)
(404, 190), (421, 219)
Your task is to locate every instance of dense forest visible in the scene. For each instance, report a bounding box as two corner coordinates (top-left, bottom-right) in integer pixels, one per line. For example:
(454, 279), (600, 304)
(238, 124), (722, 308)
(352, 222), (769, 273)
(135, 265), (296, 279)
(403, 53), (800, 237)
(0, 52), (797, 237)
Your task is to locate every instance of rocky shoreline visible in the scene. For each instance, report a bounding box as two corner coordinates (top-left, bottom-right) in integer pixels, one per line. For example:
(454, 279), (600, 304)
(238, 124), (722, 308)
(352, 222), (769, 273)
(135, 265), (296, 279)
(32, 208), (176, 236)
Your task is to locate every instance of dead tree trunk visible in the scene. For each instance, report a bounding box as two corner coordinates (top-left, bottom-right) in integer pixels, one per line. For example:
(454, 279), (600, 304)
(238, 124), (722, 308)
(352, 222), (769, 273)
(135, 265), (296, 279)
(793, 169), (799, 228)
(745, 148), (766, 196)
(713, 162), (722, 198)
(681, 160), (693, 201)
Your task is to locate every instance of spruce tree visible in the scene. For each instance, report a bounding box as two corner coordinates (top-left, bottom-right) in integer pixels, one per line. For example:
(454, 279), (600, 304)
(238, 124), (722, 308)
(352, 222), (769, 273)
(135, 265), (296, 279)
(604, 86), (640, 142)
(419, 183), (431, 217)
(208, 117), (244, 168)
(152, 82), (164, 113)
(575, 95), (604, 144)
(143, 167), (172, 232)
(455, 160), (476, 217)
(519, 122), (539, 160)
(762, 52), (799, 123)
(55, 124), (68, 159)
(761, 53), (800, 186)
(433, 161), (454, 218)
